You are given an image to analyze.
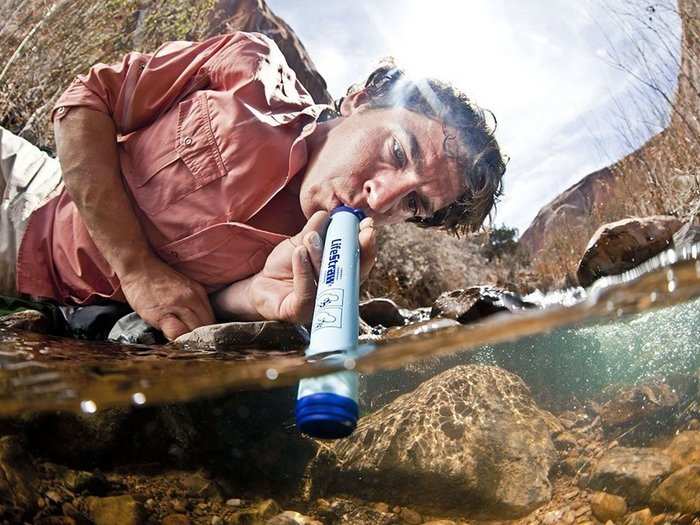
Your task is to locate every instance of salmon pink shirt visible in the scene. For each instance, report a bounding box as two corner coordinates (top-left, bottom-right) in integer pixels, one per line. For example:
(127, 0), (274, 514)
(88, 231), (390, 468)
(17, 32), (328, 304)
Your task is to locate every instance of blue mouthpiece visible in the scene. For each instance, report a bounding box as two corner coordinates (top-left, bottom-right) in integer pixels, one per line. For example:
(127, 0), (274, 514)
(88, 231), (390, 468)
(331, 205), (366, 221)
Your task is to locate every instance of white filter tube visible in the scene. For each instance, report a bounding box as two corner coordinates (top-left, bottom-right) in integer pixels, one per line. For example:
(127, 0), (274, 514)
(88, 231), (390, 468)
(295, 206), (364, 439)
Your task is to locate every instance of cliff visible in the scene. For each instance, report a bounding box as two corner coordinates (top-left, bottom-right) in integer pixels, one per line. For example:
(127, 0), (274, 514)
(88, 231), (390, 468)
(520, 0), (700, 277)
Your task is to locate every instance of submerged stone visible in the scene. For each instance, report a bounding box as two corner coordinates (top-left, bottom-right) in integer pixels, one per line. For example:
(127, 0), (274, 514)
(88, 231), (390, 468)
(650, 464), (700, 513)
(590, 491), (627, 522)
(85, 495), (145, 525)
(310, 365), (559, 519)
(589, 447), (672, 505)
(0, 435), (38, 516)
(663, 431), (700, 471)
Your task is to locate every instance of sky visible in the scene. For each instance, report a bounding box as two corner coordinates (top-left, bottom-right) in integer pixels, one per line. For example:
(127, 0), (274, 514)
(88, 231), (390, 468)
(267, 0), (682, 233)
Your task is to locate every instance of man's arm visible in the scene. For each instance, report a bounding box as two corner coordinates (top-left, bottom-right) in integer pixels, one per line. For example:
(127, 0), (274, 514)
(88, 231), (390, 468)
(55, 107), (214, 339)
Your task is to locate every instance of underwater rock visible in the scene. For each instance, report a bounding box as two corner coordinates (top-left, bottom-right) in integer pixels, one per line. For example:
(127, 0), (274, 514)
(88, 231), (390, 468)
(84, 495), (145, 525)
(590, 491), (627, 522)
(650, 464), (700, 513)
(576, 215), (682, 287)
(161, 515), (190, 525)
(359, 298), (406, 328)
(589, 447), (672, 506)
(430, 286), (535, 325)
(174, 321), (309, 350)
(622, 508), (653, 525)
(663, 431), (700, 471)
(0, 435), (38, 516)
(266, 510), (321, 525)
(0, 309), (53, 334)
(311, 365), (559, 519)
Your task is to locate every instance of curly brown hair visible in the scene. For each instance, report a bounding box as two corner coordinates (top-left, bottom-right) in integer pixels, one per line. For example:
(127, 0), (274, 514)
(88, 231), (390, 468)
(338, 60), (506, 235)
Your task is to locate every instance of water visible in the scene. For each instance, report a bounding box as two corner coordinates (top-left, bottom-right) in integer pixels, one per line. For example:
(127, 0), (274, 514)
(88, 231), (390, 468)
(0, 246), (699, 417)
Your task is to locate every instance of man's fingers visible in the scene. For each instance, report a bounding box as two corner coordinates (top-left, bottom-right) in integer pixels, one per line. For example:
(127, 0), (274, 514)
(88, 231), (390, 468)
(295, 210), (329, 245)
(192, 285), (216, 325)
(359, 220), (377, 283)
(303, 231), (323, 276)
(290, 245), (316, 322)
(159, 314), (190, 341)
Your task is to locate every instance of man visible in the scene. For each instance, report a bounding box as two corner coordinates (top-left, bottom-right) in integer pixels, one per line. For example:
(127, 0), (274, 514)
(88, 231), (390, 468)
(1, 32), (505, 340)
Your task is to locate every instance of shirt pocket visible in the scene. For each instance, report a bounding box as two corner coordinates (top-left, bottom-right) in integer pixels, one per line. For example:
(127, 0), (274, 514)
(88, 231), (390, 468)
(119, 92), (227, 216)
(156, 222), (288, 291)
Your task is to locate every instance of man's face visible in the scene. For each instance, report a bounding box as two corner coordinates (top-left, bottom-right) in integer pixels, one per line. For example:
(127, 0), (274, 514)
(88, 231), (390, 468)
(299, 104), (464, 226)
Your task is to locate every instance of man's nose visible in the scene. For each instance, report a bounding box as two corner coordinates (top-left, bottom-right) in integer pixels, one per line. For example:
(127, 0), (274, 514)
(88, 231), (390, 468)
(363, 173), (416, 214)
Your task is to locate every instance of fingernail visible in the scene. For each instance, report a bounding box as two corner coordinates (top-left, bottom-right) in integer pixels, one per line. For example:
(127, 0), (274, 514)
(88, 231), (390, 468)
(310, 231), (322, 249)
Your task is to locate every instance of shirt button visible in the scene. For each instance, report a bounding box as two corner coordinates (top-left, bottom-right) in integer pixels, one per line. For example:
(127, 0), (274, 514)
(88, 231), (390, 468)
(183, 137), (193, 146)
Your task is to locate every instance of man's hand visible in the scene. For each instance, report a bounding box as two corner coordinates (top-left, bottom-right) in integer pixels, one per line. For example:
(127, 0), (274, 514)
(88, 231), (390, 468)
(120, 257), (215, 340)
(211, 211), (377, 324)
(249, 211), (377, 323)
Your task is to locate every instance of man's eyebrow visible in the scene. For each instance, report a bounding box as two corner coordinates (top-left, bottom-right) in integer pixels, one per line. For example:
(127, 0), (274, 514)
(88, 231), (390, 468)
(406, 129), (423, 168)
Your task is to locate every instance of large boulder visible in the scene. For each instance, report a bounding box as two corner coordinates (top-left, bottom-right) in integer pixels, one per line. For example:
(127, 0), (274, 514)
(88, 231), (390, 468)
(650, 464), (700, 513)
(576, 216), (683, 287)
(311, 365), (560, 519)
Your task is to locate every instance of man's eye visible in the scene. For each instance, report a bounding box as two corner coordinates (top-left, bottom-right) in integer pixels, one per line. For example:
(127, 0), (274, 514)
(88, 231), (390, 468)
(392, 137), (407, 167)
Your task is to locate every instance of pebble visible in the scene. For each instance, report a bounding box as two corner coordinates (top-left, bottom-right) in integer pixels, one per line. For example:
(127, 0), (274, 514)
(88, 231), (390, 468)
(399, 507), (422, 525)
(211, 518), (222, 525)
(373, 502), (390, 513)
(171, 499), (187, 513)
(590, 491), (627, 522)
(226, 498), (242, 507)
(161, 515), (190, 525)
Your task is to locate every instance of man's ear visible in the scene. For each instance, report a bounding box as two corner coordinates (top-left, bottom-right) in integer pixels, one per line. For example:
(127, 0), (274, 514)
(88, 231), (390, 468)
(339, 89), (371, 116)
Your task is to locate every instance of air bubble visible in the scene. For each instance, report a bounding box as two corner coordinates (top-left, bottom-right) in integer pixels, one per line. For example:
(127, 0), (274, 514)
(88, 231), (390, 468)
(80, 400), (97, 414)
(132, 392), (146, 405)
(666, 269), (675, 282)
(606, 301), (614, 312)
(265, 368), (279, 380)
(650, 291), (658, 303)
(616, 308), (624, 318)
(343, 358), (356, 370)
(668, 280), (677, 293)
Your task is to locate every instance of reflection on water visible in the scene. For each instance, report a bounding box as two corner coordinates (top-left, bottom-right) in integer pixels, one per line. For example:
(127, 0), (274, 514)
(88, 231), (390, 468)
(1, 246), (700, 416)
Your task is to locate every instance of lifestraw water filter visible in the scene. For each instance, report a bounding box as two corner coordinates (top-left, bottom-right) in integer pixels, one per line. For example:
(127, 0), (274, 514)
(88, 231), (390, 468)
(295, 205), (365, 439)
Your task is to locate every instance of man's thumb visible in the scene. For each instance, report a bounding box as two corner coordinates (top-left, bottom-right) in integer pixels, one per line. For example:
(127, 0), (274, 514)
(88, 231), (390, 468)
(158, 313), (189, 341)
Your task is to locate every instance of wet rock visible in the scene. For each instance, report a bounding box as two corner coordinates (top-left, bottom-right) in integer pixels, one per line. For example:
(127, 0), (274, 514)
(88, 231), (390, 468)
(663, 431), (700, 471)
(430, 286), (535, 324)
(650, 464), (700, 513)
(162, 515), (191, 525)
(623, 508), (653, 525)
(589, 447), (672, 505)
(384, 318), (460, 340)
(255, 499), (281, 520)
(85, 495), (145, 525)
(590, 491), (627, 522)
(553, 431), (579, 452)
(423, 521), (456, 525)
(0, 309), (53, 334)
(174, 321), (309, 350)
(0, 435), (38, 514)
(359, 298), (406, 327)
(311, 365), (559, 519)
(576, 216), (682, 287)
(35, 518), (77, 525)
(672, 222), (700, 253)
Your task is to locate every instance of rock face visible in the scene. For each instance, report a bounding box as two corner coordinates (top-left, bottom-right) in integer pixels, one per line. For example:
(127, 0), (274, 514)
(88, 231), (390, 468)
(576, 216), (682, 287)
(588, 447), (672, 506)
(312, 365), (560, 519)
(520, 0), (700, 278)
(430, 286), (535, 324)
